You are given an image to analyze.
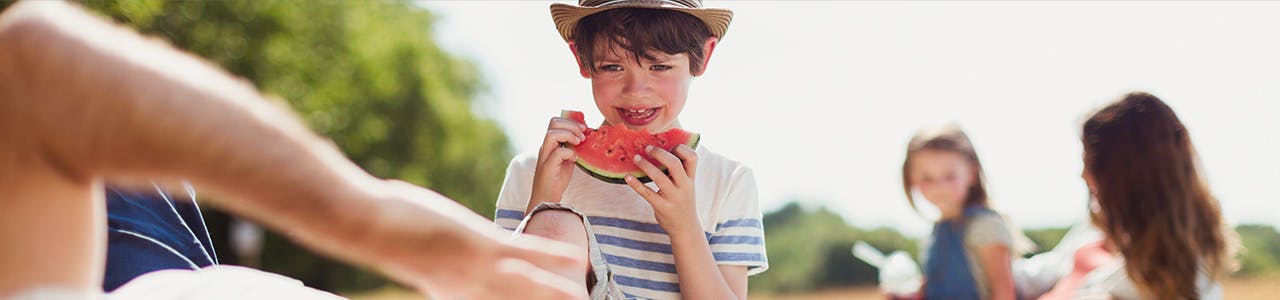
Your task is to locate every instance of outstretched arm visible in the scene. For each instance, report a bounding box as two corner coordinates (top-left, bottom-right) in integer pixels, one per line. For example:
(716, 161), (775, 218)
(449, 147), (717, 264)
(0, 1), (582, 298)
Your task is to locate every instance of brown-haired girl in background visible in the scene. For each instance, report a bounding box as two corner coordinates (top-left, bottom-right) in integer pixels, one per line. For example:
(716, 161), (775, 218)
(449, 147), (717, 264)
(903, 124), (1025, 300)
(1039, 92), (1237, 300)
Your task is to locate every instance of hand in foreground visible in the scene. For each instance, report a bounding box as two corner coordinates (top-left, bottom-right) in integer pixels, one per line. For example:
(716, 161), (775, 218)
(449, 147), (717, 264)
(351, 181), (589, 300)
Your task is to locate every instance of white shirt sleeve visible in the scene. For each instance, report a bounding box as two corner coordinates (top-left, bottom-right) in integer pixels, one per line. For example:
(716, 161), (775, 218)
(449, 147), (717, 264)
(493, 154), (536, 232)
(966, 213), (1013, 248)
(707, 166), (769, 275)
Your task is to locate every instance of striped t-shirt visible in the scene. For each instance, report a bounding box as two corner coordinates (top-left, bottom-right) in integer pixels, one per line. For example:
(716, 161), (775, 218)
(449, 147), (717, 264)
(494, 145), (768, 300)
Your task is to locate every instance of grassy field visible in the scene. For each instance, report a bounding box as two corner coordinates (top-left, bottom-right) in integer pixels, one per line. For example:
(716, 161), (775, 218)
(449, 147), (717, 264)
(349, 275), (1280, 299)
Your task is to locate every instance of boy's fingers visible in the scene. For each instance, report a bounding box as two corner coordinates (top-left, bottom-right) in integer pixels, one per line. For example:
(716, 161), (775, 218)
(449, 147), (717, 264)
(673, 145), (698, 179)
(631, 154), (675, 191)
(540, 129), (581, 160)
(548, 117), (587, 138)
(544, 147), (577, 168)
(646, 146), (687, 183)
(624, 175), (659, 204)
(544, 129), (582, 145)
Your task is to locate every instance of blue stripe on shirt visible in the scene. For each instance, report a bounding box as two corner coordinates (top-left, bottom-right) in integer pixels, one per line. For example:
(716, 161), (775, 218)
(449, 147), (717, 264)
(590, 216), (714, 240)
(715, 218), (763, 231)
(713, 252), (766, 262)
(708, 235), (764, 245)
(587, 216), (667, 234)
(613, 274), (681, 293)
(594, 234), (672, 254)
(495, 208), (524, 221)
(602, 253), (676, 273)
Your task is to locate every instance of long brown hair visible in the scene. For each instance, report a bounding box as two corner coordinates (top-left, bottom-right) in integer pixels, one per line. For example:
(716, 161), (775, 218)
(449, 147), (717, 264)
(1082, 92), (1236, 299)
(901, 123), (990, 213)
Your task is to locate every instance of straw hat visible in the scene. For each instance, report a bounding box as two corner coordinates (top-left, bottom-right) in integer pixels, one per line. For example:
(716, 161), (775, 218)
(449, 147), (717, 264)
(550, 0), (733, 42)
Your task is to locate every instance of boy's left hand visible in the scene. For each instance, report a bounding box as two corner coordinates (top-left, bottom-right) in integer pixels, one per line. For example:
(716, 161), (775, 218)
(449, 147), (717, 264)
(624, 144), (700, 234)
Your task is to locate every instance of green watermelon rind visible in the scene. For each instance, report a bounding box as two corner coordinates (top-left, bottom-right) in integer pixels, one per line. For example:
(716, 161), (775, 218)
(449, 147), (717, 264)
(575, 133), (700, 185)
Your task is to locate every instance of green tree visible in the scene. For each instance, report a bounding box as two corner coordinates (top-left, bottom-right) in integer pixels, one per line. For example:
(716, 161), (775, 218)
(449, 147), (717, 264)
(38, 0), (513, 292)
(1236, 224), (1280, 276)
(1023, 227), (1071, 256)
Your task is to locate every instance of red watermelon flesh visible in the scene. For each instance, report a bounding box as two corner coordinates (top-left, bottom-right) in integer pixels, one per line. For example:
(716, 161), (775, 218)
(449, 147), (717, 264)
(560, 110), (699, 184)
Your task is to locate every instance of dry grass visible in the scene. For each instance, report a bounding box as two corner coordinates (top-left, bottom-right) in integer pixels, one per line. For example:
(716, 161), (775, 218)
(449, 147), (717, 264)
(1222, 274), (1280, 300)
(751, 286), (882, 300)
(347, 275), (1280, 300)
(752, 275), (1280, 300)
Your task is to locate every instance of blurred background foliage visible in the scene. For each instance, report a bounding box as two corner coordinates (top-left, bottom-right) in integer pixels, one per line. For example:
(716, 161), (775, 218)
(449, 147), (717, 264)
(2, 0), (1275, 296)
(751, 202), (919, 293)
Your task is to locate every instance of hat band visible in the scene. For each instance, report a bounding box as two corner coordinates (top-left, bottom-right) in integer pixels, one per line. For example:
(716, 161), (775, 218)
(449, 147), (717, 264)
(582, 0), (702, 9)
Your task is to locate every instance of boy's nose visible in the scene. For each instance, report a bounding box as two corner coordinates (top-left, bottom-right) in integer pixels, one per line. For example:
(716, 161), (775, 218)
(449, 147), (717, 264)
(621, 70), (650, 96)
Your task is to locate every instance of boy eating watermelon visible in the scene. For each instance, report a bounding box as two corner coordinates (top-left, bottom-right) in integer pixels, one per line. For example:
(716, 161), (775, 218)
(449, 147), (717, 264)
(492, 1), (767, 299)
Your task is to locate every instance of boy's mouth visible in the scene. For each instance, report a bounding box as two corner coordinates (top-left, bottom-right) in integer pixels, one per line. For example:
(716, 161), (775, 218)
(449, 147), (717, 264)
(617, 107), (661, 127)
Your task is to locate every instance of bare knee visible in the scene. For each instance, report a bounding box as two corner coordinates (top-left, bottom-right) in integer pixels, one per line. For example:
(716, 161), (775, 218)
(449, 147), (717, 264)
(522, 209), (592, 288)
(523, 209), (588, 248)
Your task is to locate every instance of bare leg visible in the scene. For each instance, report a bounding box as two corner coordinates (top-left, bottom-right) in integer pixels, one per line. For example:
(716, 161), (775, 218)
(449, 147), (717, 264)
(0, 150), (103, 294)
(522, 209), (592, 294)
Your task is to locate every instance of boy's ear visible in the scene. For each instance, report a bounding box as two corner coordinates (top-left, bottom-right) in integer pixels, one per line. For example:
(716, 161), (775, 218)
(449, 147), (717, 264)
(568, 41), (591, 78)
(692, 36), (719, 76)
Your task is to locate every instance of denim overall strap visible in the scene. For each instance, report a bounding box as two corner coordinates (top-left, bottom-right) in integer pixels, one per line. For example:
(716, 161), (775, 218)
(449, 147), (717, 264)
(922, 207), (985, 300)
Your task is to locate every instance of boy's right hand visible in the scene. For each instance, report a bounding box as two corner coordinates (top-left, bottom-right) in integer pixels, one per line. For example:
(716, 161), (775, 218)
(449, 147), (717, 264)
(529, 116), (587, 211)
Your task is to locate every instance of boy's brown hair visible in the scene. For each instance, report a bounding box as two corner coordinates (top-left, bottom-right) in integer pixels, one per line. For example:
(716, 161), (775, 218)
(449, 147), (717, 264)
(1082, 92), (1237, 299)
(572, 8), (712, 75)
(901, 123), (991, 213)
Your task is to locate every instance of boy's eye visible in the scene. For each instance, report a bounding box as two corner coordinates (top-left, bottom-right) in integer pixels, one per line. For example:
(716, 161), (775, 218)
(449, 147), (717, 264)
(598, 64), (622, 72)
(649, 64), (672, 71)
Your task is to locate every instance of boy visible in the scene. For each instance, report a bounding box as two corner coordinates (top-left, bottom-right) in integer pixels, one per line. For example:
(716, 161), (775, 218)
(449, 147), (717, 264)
(494, 1), (767, 299)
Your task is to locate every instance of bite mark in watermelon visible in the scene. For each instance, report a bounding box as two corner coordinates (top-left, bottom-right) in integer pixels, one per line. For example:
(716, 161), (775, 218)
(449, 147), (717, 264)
(560, 110), (699, 184)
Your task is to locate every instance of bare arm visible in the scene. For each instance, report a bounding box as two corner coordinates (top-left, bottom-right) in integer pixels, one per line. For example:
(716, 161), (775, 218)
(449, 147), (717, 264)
(0, 2), (581, 298)
(625, 146), (748, 299)
(976, 244), (1017, 300)
(668, 229), (750, 300)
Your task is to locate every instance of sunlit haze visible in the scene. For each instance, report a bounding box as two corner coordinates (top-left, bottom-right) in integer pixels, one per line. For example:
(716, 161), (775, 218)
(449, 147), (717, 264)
(425, 1), (1279, 237)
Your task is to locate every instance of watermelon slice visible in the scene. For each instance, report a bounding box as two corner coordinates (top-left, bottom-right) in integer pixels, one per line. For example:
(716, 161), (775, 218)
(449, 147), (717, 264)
(561, 110), (700, 184)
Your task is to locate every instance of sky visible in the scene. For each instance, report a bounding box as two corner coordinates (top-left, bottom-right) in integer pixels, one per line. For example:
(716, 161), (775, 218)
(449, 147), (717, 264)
(422, 1), (1278, 237)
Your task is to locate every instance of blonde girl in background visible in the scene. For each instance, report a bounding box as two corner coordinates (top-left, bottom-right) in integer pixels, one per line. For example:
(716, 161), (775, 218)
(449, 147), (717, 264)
(903, 124), (1028, 300)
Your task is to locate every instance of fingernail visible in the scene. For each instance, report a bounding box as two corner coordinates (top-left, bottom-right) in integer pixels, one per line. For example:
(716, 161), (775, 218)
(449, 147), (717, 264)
(645, 145), (654, 152)
(633, 154), (642, 162)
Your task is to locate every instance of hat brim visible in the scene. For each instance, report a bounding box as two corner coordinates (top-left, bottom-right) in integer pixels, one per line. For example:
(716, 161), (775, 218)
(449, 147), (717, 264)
(550, 2), (732, 42)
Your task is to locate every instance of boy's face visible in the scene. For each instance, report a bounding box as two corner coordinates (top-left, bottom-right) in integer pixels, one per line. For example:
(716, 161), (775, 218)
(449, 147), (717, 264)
(573, 38), (713, 132)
